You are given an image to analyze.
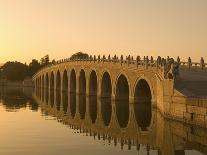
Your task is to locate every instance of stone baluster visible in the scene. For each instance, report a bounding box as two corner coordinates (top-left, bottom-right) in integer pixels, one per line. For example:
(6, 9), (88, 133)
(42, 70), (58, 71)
(103, 55), (106, 63)
(162, 58), (167, 74)
(200, 57), (205, 69)
(145, 56), (149, 69)
(143, 56), (146, 66)
(89, 55), (93, 62)
(161, 58), (164, 66)
(113, 54), (117, 63)
(167, 56), (170, 62)
(93, 55), (96, 62)
(136, 56), (140, 67)
(188, 57), (192, 69)
(127, 55), (131, 66)
(131, 56), (134, 64)
(156, 56), (161, 70)
(98, 55), (100, 63)
(120, 55), (123, 65)
(177, 56), (180, 64)
(150, 56), (154, 65)
(108, 55), (111, 62)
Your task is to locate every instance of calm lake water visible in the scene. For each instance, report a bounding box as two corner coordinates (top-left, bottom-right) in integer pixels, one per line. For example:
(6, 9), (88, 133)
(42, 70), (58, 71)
(0, 87), (206, 155)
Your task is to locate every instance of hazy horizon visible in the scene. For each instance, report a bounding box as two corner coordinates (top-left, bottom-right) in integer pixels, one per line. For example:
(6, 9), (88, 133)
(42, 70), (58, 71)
(0, 0), (207, 63)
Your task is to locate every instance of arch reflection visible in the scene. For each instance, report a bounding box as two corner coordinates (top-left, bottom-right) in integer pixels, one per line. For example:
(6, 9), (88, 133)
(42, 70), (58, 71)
(34, 88), (207, 155)
(70, 93), (76, 118)
(101, 97), (112, 126)
(115, 100), (129, 128)
(79, 94), (86, 119)
(56, 90), (61, 111)
(134, 101), (152, 131)
(62, 91), (68, 114)
(89, 95), (97, 123)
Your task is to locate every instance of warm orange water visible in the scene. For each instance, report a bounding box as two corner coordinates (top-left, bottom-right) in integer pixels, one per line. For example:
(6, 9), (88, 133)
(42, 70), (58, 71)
(0, 87), (206, 155)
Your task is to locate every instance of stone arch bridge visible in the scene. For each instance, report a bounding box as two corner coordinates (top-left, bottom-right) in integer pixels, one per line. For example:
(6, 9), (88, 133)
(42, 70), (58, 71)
(33, 55), (207, 123)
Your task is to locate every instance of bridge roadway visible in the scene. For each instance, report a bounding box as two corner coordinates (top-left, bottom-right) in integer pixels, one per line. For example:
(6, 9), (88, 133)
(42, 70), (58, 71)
(33, 91), (207, 155)
(32, 56), (207, 128)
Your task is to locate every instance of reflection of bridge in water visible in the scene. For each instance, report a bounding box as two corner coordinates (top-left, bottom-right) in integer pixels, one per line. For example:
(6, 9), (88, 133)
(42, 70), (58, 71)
(33, 89), (207, 155)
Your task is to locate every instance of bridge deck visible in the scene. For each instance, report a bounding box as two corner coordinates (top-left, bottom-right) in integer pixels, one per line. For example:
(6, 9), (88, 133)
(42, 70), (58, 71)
(175, 69), (207, 98)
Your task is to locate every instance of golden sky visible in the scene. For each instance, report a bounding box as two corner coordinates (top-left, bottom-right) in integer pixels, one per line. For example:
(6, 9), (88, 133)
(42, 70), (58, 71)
(0, 0), (207, 63)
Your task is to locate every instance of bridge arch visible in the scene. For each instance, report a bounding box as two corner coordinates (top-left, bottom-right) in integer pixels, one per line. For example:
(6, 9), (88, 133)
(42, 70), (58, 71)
(134, 77), (153, 103)
(56, 70), (61, 91)
(115, 74), (129, 128)
(101, 71), (112, 98)
(89, 70), (97, 96)
(50, 72), (55, 91)
(45, 73), (49, 103)
(40, 76), (42, 99)
(36, 78), (38, 96)
(115, 74), (130, 100)
(79, 69), (86, 94)
(70, 69), (76, 93)
(62, 69), (68, 92)
(50, 72), (55, 107)
(134, 77), (153, 131)
(38, 77), (40, 97)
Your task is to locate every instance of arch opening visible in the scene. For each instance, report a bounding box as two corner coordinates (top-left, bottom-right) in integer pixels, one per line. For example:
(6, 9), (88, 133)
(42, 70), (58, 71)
(134, 79), (152, 103)
(36, 78), (39, 97)
(101, 72), (112, 98)
(42, 75), (45, 102)
(50, 72), (55, 107)
(115, 75), (129, 100)
(50, 72), (54, 91)
(35, 79), (38, 96)
(70, 69), (76, 93)
(39, 77), (42, 99)
(56, 71), (61, 91)
(89, 70), (97, 96)
(79, 70), (86, 94)
(45, 73), (49, 104)
(134, 79), (152, 131)
(55, 71), (61, 110)
(62, 70), (68, 92)
(115, 75), (129, 128)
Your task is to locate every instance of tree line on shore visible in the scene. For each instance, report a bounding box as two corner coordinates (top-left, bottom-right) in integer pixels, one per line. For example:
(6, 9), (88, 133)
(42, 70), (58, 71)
(0, 52), (88, 81)
(0, 55), (50, 81)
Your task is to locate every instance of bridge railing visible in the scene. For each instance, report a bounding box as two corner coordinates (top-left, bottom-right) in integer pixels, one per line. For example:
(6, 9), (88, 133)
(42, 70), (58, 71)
(33, 55), (206, 79)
